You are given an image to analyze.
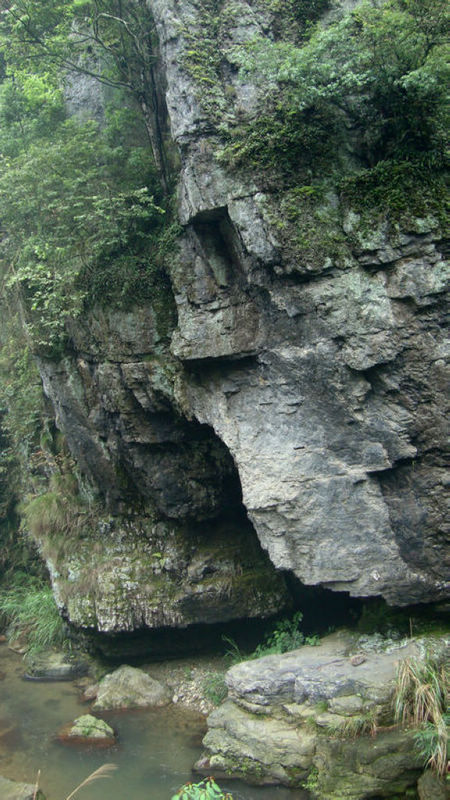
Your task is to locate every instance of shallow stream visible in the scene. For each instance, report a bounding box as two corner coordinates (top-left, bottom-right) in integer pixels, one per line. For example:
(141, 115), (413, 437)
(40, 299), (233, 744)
(0, 644), (309, 800)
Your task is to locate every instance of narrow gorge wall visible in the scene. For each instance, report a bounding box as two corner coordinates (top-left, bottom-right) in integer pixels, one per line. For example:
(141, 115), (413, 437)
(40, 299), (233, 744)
(32, 0), (449, 637)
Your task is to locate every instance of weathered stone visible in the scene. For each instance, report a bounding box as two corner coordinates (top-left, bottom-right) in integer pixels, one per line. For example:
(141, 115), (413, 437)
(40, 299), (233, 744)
(46, 513), (289, 633)
(328, 695), (364, 716)
(225, 632), (413, 711)
(92, 665), (171, 710)
(0, 776), (45, 800)
(31, 0), (449, 646)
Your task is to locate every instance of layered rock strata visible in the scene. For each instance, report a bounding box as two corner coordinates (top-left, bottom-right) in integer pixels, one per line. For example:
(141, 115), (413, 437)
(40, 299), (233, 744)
(197, 633), (447, 798)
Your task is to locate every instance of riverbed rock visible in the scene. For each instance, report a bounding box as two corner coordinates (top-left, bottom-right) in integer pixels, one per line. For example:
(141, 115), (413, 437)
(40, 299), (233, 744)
(92, 665), (171, 710)
(0, 776), (45, 800)
(59, 714), (116, 746)
(197, 633), (448, 798)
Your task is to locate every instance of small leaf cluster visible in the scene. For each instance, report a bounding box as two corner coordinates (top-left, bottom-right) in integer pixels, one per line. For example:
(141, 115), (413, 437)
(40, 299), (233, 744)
(172, 777), (233, 800)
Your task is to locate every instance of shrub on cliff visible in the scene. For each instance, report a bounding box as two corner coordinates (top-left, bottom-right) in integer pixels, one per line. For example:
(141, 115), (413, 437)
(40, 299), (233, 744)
(224, 0), (448, 173)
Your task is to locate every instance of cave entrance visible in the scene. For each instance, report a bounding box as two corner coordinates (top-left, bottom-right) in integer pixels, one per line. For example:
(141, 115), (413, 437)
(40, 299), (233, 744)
(191, 206), (245, 289)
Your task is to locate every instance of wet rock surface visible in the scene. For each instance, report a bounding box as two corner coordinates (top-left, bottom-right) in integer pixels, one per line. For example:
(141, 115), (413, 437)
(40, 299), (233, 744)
(24, 651), (89, 681)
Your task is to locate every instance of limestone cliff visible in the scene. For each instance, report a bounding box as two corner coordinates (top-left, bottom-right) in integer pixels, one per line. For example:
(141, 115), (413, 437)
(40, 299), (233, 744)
(32, 0), (449, 635)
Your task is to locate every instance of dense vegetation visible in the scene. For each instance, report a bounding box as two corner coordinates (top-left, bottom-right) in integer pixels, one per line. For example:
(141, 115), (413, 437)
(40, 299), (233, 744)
(222, 0), (448, 212)
(0, 1), (178, 569)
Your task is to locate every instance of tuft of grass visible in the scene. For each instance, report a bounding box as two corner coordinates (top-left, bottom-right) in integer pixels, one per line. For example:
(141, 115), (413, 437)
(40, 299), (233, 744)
(394, 648), (449, 776)
(0, 574), (65, 655)
(325, 709), (378, 740)
(202, 671), (228, 706)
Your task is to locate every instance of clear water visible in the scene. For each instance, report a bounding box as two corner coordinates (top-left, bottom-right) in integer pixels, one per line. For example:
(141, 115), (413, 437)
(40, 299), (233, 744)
(0, 645), (309, 800)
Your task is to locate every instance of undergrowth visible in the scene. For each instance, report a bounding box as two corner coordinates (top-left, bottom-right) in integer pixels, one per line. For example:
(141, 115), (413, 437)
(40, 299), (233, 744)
(202, 671), (228, 706)
(0, 572), (65, 654)
(224, 611), (319, 664)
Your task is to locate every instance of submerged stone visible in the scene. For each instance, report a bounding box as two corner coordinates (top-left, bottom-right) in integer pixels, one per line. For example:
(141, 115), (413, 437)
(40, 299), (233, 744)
(0, 776), (45, 800)
(24, 651), (88, 681)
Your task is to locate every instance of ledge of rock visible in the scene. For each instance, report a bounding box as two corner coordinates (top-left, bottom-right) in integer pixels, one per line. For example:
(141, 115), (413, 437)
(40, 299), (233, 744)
(197, 632), (448, 799)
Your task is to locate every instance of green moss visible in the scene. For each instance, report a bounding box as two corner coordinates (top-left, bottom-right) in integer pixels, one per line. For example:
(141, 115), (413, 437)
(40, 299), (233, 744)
(219, 106), (339, 183)
(265, 0), (331, 43)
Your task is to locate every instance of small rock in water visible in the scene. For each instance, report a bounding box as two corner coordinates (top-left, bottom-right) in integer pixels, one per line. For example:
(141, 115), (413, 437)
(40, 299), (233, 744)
(24, 651), (88, 681)
(59, 714), (116, 747)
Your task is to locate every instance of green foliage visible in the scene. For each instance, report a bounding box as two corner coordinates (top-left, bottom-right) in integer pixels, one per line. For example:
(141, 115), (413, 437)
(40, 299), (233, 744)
(395, 648), (449, 776)
(171, 778), (233, 800)
(303, 766), (319, 795)
(224, 612), (319, 664)
(0, 572), (65, 654)
(266, 0), (331, 44)
(338, 155), (448, 225)
(242, 0), (448, 162)
(0, 116), (165, 354)
(414, 714), (450, 777)
(253, 611), (319, 657)
(219, 105), (337, 180)
(202, 671), (228, 706)
(0, 0), (173, 191)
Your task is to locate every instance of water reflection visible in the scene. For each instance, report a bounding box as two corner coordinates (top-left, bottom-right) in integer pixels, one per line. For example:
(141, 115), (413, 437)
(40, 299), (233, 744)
(0, 644), (308, 800)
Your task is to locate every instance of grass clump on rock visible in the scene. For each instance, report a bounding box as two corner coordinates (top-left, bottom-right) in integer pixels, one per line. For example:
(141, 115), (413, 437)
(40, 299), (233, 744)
(395, 647), (449, 776)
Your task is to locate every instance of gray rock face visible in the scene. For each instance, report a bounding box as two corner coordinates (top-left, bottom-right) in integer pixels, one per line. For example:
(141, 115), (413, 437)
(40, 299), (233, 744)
(31, 0), (449, 632)
(148, 0), (449, 606)
(36, 306), (290, 632)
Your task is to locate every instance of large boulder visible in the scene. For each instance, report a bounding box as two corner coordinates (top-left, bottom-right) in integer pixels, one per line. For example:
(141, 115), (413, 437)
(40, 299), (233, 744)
(197, 633), (448, 799)
(92, 665), (171, 710)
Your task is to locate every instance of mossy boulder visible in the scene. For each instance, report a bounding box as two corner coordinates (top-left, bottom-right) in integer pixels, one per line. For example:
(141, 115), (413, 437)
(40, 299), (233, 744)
(59, 714), (116, 747)
(92, 665), (171, 710)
